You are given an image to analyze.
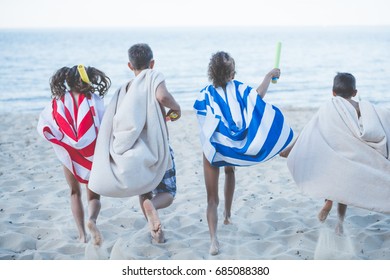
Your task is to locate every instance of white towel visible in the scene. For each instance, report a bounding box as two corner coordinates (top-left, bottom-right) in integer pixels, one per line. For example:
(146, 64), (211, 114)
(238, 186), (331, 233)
(287, 96), (390, 213)
(89, 69), (172, 197)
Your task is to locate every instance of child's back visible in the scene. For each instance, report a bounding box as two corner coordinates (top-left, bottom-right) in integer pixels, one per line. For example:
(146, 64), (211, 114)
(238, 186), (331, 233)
(286, 73), (390, 227)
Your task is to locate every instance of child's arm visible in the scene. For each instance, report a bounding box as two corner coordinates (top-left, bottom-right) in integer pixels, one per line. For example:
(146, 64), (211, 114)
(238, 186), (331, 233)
(156, 81), (181, 121)
(279, 137), (297, 158)
(256, 68), (280, 98)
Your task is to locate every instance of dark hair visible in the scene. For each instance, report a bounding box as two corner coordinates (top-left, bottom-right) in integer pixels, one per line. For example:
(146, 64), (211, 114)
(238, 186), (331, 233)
(208, 51), (235, 88)
(333, 72), (356, 98)
(49, 65), (111, 98)
(128, 43), (153, 70)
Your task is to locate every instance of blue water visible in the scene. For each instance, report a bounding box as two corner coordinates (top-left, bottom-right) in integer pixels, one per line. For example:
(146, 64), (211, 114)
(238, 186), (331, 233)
(0, 26), (389, 113)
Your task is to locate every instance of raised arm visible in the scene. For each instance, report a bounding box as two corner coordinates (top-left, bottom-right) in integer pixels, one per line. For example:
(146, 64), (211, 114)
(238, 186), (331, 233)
(256, 68), (280, 98)
(155, 81), (181, 121)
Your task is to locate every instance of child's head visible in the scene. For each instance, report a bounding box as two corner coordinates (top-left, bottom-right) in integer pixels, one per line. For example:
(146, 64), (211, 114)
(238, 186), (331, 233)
(50, 65), (111, 98)
(128, 43), (154, 71)
(208, 51), (236, 88)
(332, 72), (357, 98)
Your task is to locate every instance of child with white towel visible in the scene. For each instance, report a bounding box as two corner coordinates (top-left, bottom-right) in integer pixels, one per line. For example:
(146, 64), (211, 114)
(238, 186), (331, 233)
(282, 72), (390, 234)
(88, 43), (181, 244)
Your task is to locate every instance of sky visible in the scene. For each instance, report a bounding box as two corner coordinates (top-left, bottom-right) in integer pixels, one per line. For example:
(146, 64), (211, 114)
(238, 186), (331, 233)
(0, 0), (390, 28)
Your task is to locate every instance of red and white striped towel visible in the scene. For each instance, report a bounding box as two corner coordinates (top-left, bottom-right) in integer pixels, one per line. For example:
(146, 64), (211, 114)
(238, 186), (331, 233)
(37, 91), (104, 183)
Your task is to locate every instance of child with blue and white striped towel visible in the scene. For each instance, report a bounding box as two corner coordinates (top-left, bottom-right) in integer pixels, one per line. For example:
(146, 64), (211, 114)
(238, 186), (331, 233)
(193, 51), (294, 255)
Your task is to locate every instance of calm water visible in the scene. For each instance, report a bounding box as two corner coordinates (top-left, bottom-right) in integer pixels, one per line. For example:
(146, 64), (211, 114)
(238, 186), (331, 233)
(0, 26), (389, 113)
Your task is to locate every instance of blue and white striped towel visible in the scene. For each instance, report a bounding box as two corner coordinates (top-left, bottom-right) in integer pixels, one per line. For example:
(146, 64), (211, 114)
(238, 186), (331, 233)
(194, 80), (294, 167)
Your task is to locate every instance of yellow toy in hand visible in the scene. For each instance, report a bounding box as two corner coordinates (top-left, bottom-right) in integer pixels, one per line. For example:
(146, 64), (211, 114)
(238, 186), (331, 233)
(168, 112), (178, 120)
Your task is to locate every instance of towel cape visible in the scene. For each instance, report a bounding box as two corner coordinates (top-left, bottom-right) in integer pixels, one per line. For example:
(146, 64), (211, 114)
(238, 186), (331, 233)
(37, 92), (104, 183)
(193, 80), (294, 166)
(88, 69), (172, 198)
(287, 96), (390, 213)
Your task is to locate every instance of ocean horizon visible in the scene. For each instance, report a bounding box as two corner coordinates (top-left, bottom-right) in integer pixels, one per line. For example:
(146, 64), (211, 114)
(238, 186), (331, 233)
(1, 26), (389, 113)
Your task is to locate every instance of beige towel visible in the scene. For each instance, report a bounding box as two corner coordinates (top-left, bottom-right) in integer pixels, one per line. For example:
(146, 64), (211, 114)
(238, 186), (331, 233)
(89, 69), (172, 197)
(287, 96), (390, 213)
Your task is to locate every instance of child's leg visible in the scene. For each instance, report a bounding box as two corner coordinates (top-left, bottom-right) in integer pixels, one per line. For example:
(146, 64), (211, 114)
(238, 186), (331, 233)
(139, 192), (153, 218)
(318, 199), (333, 222)
(139, 158), (176, 243)
(63, 166), (86, 243)
(203, 154), (220, 255)
(335, 203), (347, 235)
(86, 187), (102, 246)
(337, 203), (347, 220)
(143, 198), (164, 243)
(139, 192), (173, 244)
(144, 162), (176, 212)
(151, 192), (174, 210)
(223, 166), (235, 225)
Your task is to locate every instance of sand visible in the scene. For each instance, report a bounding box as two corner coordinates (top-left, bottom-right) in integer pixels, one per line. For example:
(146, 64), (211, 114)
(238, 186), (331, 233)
(1, 108), (390, 260)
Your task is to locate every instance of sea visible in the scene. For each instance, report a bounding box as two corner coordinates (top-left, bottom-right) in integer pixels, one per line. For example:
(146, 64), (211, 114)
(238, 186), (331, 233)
(0, 26), (389, 113)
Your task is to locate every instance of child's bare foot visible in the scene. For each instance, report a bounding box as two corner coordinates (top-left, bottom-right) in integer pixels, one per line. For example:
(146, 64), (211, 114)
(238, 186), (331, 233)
(151, 225), (165, 243)
(79, 234), (87, 243)
(143, 199), (165, 243)
(223, 217), (232, 225)
(209, 238), (220, 255)
(335, 221), (344, 235)
(223, 212), (232, 225)
(318, 208), (331, 222)
(87, 220), (103, 246)
(318, 200), (333, 222)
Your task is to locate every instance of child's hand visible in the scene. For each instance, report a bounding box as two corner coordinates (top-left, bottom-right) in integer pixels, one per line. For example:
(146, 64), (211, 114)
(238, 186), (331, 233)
(166, 109), (181, 122)
(268, 68), (281, 80)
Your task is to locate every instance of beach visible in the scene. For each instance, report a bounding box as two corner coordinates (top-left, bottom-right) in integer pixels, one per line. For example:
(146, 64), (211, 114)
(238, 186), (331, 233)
(1, 108), (390, 260)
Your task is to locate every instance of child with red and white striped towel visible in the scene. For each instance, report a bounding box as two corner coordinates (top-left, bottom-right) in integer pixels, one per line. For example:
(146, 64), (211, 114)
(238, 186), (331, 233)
(37, 65), (111, 246)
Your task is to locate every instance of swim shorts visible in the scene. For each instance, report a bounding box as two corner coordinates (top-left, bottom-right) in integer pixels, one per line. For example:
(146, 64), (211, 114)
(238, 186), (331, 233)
(153, 146), (176, 198)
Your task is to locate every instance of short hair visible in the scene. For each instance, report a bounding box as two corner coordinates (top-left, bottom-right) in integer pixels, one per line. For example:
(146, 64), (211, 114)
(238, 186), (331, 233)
(333, 72), (356, 98)
(208, 51), (235, 88)
(128, 43), (153, 70)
